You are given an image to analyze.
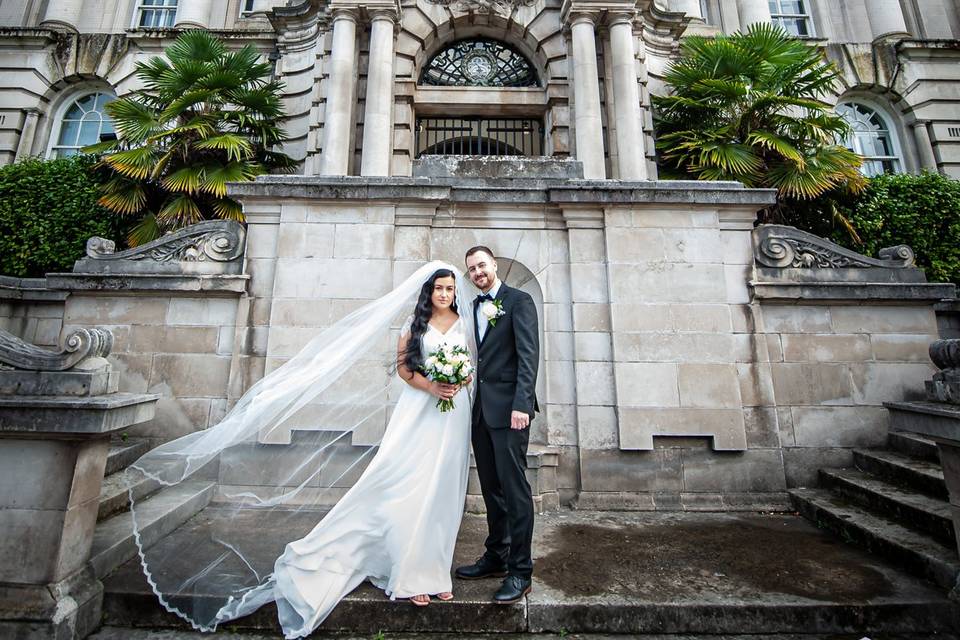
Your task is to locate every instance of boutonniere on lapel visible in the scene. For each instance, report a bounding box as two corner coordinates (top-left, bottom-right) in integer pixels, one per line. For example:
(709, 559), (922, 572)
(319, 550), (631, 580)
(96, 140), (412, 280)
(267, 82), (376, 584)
(481, 299), (505, 327)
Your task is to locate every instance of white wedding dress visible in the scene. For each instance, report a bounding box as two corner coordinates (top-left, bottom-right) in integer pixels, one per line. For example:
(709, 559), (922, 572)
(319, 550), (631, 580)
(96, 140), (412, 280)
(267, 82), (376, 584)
(270, 316), (472, 638)
(129, 262), (476, 637)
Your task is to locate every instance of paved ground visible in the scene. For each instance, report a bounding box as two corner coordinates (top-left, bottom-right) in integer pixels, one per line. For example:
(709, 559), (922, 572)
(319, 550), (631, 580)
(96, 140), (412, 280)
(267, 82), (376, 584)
(100, 509), (960, 636)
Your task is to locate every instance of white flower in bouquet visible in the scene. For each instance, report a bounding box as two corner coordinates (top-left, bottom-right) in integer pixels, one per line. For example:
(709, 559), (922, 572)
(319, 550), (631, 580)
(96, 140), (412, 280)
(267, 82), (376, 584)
(422, 343), (474, 412)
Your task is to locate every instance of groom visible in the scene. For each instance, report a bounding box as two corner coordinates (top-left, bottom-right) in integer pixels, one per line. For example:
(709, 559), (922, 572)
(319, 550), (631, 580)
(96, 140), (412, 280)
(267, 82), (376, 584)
(456, 246), (539, 604)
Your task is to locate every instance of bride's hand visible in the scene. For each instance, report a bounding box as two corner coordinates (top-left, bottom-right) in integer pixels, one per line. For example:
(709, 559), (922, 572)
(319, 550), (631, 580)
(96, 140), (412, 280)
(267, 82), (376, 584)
(430, 381), (457, 400)
(461, 375), (473, 387)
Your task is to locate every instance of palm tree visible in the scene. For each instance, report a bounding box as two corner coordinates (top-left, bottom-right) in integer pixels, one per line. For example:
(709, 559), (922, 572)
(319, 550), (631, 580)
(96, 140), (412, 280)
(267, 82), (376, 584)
(86, 30), (296, 245)
(653, 23), (865, 227)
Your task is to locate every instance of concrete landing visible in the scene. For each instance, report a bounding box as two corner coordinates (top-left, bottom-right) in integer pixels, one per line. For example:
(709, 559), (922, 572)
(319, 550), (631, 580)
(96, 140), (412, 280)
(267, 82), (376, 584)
(101, 510), (960, 636)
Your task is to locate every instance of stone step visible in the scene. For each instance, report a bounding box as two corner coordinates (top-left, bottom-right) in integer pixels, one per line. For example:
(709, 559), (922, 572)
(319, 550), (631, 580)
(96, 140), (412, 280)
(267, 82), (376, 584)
(819, 468), (955, 545)
(888, 430), (941, 464)
(88, 628), (960, 640)
(853, 448), (947, 500)
(90, 481), (215, 580)
(98, 467), (162, 521)
(789, 488), (960, 591)
(105, 438), (150, 476)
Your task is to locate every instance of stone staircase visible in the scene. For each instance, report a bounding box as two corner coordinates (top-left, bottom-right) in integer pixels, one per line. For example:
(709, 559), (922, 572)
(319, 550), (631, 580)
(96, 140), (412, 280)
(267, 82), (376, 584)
(790, 430), (960, 594)
(89, 436), (215, 580)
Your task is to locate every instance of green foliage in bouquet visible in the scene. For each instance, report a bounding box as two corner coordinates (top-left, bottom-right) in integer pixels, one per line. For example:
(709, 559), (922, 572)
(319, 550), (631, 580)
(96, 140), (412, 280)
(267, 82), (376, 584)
(86, 30), (296, 246)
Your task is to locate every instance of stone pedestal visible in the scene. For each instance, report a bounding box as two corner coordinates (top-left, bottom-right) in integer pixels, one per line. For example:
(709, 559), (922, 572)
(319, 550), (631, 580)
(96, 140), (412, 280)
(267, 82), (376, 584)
(0, 330), (158, 639)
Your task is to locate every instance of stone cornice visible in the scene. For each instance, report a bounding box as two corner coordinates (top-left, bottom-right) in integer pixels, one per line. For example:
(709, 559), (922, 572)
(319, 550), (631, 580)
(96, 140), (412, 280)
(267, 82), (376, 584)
(229, 175), (776, 209)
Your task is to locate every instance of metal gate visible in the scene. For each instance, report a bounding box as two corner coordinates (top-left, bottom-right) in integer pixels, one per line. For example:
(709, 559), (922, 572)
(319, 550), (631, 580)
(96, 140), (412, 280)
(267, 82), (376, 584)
(415, 117), (544, 157)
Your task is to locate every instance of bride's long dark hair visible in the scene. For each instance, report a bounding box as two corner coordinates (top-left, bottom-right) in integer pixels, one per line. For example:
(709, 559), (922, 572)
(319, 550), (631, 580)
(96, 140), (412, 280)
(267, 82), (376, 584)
(401, 268), (458, 374)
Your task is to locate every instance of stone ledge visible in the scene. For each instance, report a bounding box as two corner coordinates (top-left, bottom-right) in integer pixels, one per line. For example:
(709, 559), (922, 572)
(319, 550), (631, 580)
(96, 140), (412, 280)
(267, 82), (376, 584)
(0, 392), (160, 435)
(750, 282), (956, 303)
(45, 273), (249, 295)
(886, 401), (960, 443)
(0, 275), (68, 302)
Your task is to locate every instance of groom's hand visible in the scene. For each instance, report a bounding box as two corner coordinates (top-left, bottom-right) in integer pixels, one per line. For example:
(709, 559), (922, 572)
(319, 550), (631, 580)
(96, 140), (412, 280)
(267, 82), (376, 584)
(510, 410), (530, 430)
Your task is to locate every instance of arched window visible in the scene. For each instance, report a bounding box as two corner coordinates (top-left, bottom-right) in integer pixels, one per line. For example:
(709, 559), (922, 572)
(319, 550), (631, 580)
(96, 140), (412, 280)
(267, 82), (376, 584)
(836, 102), (903, 177)
(769, 0), (813, 36)
(49, 91), (116, 158)
(420, 39), (538, 87)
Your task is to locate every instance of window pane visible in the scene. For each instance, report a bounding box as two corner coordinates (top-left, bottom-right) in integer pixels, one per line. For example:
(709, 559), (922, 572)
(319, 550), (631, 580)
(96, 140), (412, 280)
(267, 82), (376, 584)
(768, 0), (778, 12)
(58, 119), (82, 147)
(781, 0), (804, 13)
(76, 93), (97, 112)
(94, 92), (112, 110)
(78, 119), (102, 146)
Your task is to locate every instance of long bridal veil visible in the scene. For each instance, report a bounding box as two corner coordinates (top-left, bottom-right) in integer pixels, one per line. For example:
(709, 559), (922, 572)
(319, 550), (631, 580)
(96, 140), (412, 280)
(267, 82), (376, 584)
(126, 261), (478, 631)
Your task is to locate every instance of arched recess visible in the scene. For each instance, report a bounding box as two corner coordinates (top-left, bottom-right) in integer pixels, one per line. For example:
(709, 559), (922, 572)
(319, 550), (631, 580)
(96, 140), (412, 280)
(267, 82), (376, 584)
(393, 2), (570, 170)
(496, 257), (547, 445)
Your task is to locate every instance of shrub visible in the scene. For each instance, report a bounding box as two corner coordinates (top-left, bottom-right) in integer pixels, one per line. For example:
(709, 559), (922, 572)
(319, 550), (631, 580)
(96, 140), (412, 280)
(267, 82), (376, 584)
(0, 155), (126, 278)
(829, 172), (960, 285)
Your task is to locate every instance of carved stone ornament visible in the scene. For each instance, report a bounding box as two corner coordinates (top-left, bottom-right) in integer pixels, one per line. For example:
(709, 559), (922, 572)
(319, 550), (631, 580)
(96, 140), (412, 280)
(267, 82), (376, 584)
(84, 220), (244, 264)
(0, 327), (113, 371)
(423, 0), (538, 15)
(927, 339), (960, 405)
(754, 225), (915, 269)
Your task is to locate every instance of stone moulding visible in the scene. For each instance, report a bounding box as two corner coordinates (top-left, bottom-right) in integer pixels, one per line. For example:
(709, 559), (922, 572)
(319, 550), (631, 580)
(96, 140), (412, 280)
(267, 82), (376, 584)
(754, 224), (915, 270)
(73, 220), (246, 275)
(0, 327), (112, 371)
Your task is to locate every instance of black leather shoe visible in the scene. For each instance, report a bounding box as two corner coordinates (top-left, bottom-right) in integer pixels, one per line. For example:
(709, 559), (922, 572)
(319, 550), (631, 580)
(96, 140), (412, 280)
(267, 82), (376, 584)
(493, 575), (532, 604)
(454, 555), (508, 580)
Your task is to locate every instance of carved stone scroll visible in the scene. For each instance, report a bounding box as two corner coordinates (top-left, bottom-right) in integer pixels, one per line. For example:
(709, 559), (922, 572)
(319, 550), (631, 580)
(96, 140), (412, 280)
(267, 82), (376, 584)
(0, 327), (113, 372)
(754, 225), (915, 269)
(74, 220), (245, 275)
(423, 0), (538, 15)
(927, 339), (960, 405)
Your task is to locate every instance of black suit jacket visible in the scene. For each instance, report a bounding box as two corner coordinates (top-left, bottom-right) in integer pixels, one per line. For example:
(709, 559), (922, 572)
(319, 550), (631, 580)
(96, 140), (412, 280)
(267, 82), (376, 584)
(472, 283), (540, 429)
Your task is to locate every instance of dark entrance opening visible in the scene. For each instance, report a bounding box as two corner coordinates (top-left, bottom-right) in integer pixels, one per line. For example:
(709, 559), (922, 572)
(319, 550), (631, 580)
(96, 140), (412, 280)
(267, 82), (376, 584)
(415, 117), (544, 157)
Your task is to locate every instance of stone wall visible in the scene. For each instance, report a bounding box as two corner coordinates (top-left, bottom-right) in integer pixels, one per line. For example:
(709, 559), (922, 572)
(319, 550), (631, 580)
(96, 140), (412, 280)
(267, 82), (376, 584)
(0, 276), (65, 347)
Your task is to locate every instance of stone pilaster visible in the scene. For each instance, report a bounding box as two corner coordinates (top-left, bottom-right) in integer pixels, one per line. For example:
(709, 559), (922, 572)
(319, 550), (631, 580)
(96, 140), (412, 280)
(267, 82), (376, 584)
(607, 12), (647, 181)
(568, 12), (606, 180)
(912, 120), (938, 172)
(320, 9), (360, 176)
(15, 109), (40, 161)
(737, 0), (771, 30)
(360, 10), (397, 177)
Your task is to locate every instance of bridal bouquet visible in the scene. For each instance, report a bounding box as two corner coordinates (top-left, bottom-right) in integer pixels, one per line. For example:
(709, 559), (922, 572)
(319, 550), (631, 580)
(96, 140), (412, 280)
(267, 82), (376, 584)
(423, 344), (474, 412)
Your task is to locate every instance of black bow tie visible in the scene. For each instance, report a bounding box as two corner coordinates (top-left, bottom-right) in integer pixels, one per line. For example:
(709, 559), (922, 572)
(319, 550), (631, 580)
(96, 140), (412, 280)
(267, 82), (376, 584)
(476, 293), (492, 303)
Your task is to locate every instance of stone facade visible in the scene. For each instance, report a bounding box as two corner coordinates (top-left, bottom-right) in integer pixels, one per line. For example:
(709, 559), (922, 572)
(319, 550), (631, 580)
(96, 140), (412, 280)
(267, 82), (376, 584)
(0, 0), (957, 176)
(0, 0), (958, 512)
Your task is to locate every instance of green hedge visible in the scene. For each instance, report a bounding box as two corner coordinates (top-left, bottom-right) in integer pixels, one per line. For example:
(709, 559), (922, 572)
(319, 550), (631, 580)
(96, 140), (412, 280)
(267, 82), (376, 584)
(0, 155), (125, 278)
(829, 172), (960, 286)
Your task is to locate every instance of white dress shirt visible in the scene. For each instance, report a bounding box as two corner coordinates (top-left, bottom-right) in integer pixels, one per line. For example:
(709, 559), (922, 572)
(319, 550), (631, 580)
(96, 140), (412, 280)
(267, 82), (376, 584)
(475, 279), (502, 343)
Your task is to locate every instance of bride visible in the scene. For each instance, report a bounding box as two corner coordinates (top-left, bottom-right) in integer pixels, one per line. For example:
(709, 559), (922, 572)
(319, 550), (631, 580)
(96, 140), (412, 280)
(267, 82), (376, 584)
(127, 262), (478, 638)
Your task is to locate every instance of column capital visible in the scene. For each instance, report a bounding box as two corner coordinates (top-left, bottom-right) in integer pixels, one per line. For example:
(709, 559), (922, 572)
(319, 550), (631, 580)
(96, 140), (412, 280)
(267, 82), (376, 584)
(567, 11), (598, 27)
(910, 120), (931, 129)
(366, 8), (398, 23)
(330, 7), (361, 23)
(606, 11), (637, 27)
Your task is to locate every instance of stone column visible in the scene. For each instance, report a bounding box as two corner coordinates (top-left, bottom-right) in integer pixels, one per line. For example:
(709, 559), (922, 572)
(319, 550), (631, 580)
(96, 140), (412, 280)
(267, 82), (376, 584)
(737, 0), (771, 30)
(866, 0), (909, 39)
(14, 109), (40, 161)
(912, 120), (938, 172)
(672, 0), (703, 20)
(175, 0), (213, 28)
(608, 13), (647, 181)
(39, 0), (84, 31)
(320, 9), (360, 176)
(570, 13), (606, 180)
(360, 11), (396, 177)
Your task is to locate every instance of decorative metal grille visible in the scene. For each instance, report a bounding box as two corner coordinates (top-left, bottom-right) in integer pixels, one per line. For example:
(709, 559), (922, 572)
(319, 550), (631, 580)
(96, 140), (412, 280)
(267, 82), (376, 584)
(415, 117), (543, 157)
(420, 39), (538, 87)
